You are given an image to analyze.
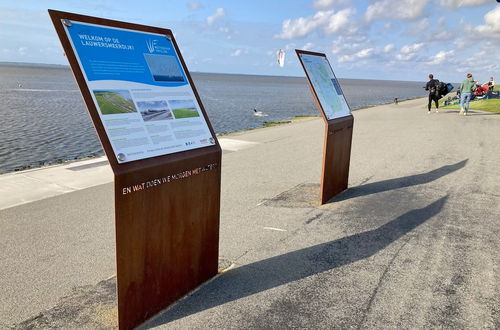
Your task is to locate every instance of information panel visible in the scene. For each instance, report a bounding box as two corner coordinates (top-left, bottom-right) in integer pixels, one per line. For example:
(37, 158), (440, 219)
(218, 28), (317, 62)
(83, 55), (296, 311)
(63, 21), (215, 163)
(297, 52), (351, 120)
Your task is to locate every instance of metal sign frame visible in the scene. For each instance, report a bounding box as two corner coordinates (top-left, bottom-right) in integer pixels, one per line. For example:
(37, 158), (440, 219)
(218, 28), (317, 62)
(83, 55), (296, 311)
(49, 10), (221, 329)
(296, 49), (354, 204)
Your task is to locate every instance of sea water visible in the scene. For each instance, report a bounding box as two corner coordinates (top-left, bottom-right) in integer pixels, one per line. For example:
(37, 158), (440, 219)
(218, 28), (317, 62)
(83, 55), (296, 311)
(0, 63), (427, 174)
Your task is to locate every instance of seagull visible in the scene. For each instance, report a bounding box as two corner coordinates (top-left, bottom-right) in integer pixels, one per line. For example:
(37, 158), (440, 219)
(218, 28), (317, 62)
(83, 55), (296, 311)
(253, 108), (268, 117)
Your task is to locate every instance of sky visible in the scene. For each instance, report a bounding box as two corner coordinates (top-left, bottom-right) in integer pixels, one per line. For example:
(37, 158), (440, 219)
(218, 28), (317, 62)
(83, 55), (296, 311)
(0, 0), (498, 82)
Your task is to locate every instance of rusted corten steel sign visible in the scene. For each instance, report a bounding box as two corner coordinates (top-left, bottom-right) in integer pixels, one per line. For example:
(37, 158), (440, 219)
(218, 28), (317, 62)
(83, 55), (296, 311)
(296, 50), (354, 204)
(49, 10), (221, 329)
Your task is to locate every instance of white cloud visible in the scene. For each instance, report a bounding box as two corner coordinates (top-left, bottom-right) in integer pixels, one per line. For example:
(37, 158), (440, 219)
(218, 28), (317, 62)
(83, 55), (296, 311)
(427, 50), (454, 65)
(328, 35), (371, 67)
(395, 42), (424, 61)
(302, 42), (314, 51)
(18, 47), (27, 56)
(365, 0), (430, 22)
(324, 8), (358, 35)
(406, 18), (429, 35)
(395, 53), (416, 61)
(330, 36), (363, 55)
(384, 22), (392, 30)
(474, 6), (500, 38)
(356, 48), (374, 58)
(453, 42), (499, 77)
(383, 44), (395, 53)
(276, 8), (358, 39)
(401, 42), (424, 54)
(313, 0), (349, 9)
(475, 50), (487, 57)
(438, 0), (491, 8)
(482, 42), (500, 63)
(186, 2), (203, 11)
(207, 8), (226, 25)
(330, 36), (375, 62)
(427, 30), (453, 41)
(276, 10), (333, 39)
(230, 49), (246, 57)
(453, 38), (467, 50)
(438, 16), (446, 27)
(39, 47), (60, 56)
(338, 47), (374, 63)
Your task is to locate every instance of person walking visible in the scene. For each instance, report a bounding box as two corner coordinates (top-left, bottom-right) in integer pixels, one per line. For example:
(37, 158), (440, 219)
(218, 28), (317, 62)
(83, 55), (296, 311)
(425, 74), (440, 114)
(459, 73), (475, 116)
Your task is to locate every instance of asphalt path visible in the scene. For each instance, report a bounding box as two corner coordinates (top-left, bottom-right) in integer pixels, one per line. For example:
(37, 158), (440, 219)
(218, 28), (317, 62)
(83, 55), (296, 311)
(142, 110), (171, 121)
(0, 98), (498, 329)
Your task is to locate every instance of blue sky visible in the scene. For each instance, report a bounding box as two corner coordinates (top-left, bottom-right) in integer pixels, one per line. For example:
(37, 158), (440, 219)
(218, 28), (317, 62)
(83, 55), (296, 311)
(0, 0), (498, 82)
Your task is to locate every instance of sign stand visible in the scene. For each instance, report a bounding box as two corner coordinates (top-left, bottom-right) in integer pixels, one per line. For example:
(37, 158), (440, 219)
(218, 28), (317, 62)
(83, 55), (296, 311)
(296, 50), (354, 204)
(320, 115), (353, 204)
(49, 10), (221, 329)
(114, 149), (220, 329)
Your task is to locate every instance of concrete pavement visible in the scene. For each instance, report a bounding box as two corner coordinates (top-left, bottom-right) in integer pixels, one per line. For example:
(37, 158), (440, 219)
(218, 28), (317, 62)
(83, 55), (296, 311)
(0, 98), (499, 329)
(0, 138), (259, 210)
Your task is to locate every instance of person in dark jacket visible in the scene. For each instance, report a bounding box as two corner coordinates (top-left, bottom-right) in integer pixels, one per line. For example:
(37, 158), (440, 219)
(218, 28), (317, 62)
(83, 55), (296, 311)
(425, 74), (440, 114)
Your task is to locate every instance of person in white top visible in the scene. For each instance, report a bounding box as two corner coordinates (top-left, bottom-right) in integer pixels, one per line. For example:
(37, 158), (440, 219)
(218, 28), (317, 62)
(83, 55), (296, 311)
(486, 77), (495, 91)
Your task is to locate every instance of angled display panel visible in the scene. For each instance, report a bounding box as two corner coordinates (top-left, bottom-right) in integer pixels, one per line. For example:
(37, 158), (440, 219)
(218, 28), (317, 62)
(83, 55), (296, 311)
(296, 49), (354, 204)
(50, 10), (222, 330)
(297, 51), (351, 120)
(62, 20), (215, 164)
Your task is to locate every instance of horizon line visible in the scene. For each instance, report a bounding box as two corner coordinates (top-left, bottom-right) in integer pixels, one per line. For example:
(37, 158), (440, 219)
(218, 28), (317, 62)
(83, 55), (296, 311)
(0, 60), (431, 84)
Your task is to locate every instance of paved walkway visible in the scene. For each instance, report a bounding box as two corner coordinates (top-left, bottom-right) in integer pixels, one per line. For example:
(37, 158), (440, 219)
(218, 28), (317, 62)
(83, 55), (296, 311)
(1, 98), (499, 329)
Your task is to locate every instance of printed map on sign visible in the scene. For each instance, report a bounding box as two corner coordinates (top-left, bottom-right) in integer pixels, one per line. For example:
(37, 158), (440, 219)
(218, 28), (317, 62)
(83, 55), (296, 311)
(299, 54), (351, 120)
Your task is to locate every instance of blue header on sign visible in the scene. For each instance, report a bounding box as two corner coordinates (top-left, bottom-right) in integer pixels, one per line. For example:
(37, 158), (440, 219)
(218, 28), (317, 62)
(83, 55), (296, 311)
(66, 22), (188, 87)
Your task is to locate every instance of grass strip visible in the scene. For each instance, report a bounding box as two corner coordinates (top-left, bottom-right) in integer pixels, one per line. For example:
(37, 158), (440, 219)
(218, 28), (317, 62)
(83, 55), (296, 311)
(441, 98), (500, 113)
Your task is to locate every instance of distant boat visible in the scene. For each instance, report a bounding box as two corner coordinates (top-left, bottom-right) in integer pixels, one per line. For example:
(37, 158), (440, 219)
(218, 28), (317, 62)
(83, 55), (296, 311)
(253, 108), (268, 117)
(17, 82), (23, 88)
(277, 49), (285, 68)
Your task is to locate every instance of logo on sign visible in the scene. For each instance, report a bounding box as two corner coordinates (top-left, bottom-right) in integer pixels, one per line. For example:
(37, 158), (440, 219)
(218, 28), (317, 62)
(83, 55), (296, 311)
(200, 138), (215, 145)
(146, 39), (171, 54)
(146, 39), (157, 53)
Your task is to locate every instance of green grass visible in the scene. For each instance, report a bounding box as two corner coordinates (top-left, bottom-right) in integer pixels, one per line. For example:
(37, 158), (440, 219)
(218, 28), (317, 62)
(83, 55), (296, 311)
(263, 120), (292, 127)
(108, 95), (133, 108)
(442, 98), (500, 113)
(263, 116), (319, 127)
(172, 108), (200, 118)
(94, 92), (136, 115)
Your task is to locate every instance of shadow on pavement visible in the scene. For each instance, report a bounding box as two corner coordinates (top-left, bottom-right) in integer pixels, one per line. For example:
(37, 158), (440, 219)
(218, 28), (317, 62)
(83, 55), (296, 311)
(331, 159), (467, 203)
(142, 196), (448, 328)
(467, 112), (500, 116)
(443, 110), (499, 116)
